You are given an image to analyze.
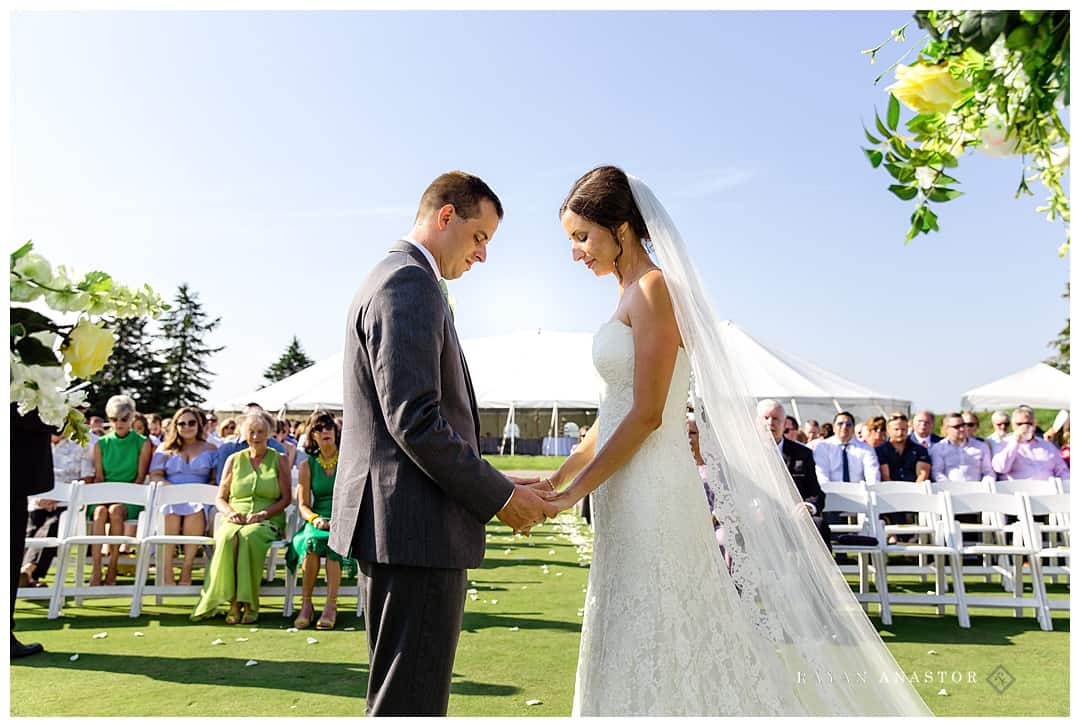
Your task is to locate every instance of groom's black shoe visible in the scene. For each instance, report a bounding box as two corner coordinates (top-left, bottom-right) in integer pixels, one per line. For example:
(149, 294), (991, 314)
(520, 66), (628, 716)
(11, 635), (44, 659)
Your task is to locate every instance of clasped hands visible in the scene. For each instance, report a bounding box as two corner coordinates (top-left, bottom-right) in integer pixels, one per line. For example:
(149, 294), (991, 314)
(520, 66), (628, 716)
(496, 475), (578, 535)
(226, 509), (269, 525)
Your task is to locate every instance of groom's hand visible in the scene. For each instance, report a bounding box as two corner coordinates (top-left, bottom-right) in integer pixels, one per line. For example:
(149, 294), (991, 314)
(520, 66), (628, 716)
(496, 484), (559, 534)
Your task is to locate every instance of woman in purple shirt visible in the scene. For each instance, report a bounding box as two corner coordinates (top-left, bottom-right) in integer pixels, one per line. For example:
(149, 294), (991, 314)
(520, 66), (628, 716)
(148, 406), (218, 586)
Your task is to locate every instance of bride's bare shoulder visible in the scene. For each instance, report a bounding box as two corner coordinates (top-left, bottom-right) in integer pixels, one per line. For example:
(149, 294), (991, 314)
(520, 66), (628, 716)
(628, 270), (682, 347)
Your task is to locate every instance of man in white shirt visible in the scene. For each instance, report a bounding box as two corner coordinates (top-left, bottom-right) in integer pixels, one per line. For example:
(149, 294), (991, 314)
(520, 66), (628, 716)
(813, 411), (881, 484)
(930, 412), (995, 484)
(984, 410), (1011, 458)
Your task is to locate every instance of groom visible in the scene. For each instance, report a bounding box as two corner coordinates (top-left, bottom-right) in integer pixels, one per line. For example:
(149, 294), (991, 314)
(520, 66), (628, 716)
(330, 171), (557, 716)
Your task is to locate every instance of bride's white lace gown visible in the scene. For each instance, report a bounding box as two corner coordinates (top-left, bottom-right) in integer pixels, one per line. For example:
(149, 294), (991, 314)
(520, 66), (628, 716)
(573, 319), (798, 716)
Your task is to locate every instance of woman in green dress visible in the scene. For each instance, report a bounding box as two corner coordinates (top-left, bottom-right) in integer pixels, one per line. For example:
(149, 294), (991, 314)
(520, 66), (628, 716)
(192, 411), (291, 624)
(90, 395), (153, 586)
(287, 410), (356, 630)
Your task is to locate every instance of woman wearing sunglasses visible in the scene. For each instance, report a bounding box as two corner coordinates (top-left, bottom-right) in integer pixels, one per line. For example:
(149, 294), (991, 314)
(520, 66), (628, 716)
(286, 410), (356, 630)
(148, 406), (218, 586)
(89, 395), (153, 586)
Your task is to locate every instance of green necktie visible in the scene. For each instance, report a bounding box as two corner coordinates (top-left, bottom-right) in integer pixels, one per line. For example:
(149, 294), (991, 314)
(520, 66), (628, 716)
(438, 278), (454, 321)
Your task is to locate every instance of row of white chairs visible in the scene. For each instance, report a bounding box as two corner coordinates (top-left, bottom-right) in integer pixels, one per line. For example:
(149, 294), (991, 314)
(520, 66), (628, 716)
(823, 478), (1070, 631)
(17, 479), (363, 620)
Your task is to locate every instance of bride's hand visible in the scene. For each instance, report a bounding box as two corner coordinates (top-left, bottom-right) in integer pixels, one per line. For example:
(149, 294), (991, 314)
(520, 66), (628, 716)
(541, 487), (578, 513)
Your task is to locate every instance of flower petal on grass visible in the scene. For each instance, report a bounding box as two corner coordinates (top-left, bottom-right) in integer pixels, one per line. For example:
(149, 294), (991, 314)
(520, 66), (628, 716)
(525, 699), (542, 706)
(306, 637), (319, 645)
(69, 654), (79, 661)
(245, 660), (258, 667)
(235, 638), (249, 642)
(133, 632), (145, 637)
(211, 639), (225, 645)
(91, 632), (108, 639)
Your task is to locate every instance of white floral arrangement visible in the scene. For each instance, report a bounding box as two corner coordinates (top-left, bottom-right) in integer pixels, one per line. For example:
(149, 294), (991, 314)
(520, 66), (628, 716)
(10, 241), (167, 444)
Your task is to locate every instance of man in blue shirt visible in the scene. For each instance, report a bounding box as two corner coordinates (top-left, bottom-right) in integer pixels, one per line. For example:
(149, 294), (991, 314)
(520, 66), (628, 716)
(214, 403), (287, 482)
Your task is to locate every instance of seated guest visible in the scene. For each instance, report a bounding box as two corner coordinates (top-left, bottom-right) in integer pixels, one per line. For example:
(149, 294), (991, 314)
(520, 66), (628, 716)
(213, 403), (287, 483)
(820, 422), (834, 440)
(192, 411), (291, 624)
(88, 415), (106, 438)
(910, 410), (943, 450)
(132, 413), (150, 438)
(876, 412), (930, 482)
(993, 405), (1069, 480)
(687, 414), (732, 572)
(801, 419), (821, 445)
(855, 423), (868, 442)
(813, 411), (881, 485)
(930, 412), (994, 484)
(90, 395), (153, 586)
(219, 418), (238, 442)
(275, 418), (298, 469)
(147, 413), (163, 447)
(759, 400), (830, 549)
(287, 411), (357, 630)
(985, 410), (1012, 458)
(961, 410), (984, 442)
(205, 413), (224, 446)
(20, 432), (94, 588)
(1045, 410), (1070, 469)
(864, 415), (888, 449)
(783, 416), (800, 442)
(148, 406), (218, 586)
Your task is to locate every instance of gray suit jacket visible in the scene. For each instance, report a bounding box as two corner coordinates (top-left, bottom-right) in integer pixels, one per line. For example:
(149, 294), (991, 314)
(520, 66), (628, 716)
(329, 241), (514, 569)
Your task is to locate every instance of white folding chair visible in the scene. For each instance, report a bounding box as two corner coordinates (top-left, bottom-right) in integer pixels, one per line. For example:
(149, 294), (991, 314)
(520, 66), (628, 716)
(929, 481), (1005, 585)
(870, 490), (970, 628)
(993, 479), (1065, 583)
(17, 480), (79, 602)
(48, 482), (157, 619)
(944, 492), (1052, 631)
(822, 489), (890, 623)
(129, 483), (220, 616)
(1022, 492), (1070, 620)
(866, 481), (939, 581)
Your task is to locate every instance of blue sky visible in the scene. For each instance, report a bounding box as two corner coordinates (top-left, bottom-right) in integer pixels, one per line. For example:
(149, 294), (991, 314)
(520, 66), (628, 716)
(12, 10), (1070, 413)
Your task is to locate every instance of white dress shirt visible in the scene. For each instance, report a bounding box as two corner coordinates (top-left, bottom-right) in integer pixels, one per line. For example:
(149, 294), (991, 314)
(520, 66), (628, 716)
(813, 436), (881, 483)
(404, 236), (442, 280)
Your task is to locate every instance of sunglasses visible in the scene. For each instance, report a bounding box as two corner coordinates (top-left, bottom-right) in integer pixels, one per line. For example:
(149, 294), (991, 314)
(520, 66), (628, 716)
(835, 421), (854, 428)
(963, 422), (978, 427)
(177, 420), (199, 428)
(312, 422), (336, 433)
(946, 424), (965, 429)
(109, 415), (133, 423)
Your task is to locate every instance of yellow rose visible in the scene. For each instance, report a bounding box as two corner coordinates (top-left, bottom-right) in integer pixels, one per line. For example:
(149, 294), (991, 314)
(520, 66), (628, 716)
(887, 62), (970, 115)
(62, 319), (115, 379)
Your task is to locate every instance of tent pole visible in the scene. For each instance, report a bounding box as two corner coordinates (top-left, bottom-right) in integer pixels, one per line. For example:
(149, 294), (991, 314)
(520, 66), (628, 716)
(509, 403), (516, 457)
(789, 398), (802, 426)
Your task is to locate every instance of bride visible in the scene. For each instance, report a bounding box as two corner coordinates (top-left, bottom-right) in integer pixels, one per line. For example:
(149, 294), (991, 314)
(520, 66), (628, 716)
(540, 165), (931, 716)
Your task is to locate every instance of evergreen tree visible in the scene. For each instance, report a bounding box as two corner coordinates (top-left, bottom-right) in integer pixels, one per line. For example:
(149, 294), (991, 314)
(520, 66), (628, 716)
(159, 283), (224, 409)
(85, 316), (169, 415)
(263, 335), (315, 384)
(1045, 282), (1070, 374)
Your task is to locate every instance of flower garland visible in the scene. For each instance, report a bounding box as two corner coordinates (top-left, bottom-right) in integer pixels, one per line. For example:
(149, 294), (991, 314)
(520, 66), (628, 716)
(9, 241), (167, 443)
(863, 11), (1069, 255)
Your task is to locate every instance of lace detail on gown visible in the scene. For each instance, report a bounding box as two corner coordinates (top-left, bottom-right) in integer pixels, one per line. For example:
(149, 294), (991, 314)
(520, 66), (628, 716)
(573, 320), (798, 716)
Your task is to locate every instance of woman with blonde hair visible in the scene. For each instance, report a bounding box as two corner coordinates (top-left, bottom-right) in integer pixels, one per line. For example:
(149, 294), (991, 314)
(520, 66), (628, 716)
(90, 395), (153, 586)
(148, 406), (218, 586)
(192, 411), (291, 624)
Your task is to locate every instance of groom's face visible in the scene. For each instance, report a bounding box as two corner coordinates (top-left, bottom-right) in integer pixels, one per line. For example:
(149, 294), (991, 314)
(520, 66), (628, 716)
(438, 199), (500, 280)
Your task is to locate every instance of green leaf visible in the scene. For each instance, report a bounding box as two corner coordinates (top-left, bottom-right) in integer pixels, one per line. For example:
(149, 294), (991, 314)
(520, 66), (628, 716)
(10, 307), (58, 335)
(1019, 10), (1043, 24)
(874, 110), (891, 139)
(14, 335), (61, 366)
(934, 173), (959, 186)
(863, 126), (882, 145)
(889, 184), (919, 201)
(78, 271), (113, 294)
(884, 163), (916, 183)
(1006, 24), (1033, 50)
(863, 148), (884, 168)
(887, 94), (901, 130)
(10, 240), (33, 266)
(888, 137), (913, 160)
(923, 207), (940, 231)
(927, 187), (963, 203)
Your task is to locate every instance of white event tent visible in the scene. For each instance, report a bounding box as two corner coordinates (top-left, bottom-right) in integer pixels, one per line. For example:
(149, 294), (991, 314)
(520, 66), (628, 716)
(215, 323), (909, 435)
(960, 362), (1071, 411)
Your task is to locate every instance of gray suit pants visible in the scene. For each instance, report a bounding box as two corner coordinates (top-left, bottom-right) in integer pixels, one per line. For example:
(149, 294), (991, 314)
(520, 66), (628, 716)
(359, 560), (468, 716)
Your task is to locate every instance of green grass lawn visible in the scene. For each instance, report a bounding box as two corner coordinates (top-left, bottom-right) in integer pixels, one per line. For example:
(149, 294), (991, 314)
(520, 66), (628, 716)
(10, 516), (1068, 717)
(482, 454), (565, 472)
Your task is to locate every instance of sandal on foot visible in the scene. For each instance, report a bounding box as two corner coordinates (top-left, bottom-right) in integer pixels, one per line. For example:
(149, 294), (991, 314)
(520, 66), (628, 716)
(225, 607), (242, 625)
(294, 605), (314, 630)
(241, 608), (259, 625)
(315, 604), (337, 631)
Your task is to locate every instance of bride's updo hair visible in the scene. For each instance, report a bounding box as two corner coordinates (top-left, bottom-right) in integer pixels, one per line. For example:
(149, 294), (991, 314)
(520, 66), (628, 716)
(560, 165), (651, 280)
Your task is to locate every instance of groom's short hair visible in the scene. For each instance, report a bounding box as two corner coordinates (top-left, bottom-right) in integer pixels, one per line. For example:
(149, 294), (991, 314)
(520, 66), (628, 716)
(416, 171), (504, 222)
